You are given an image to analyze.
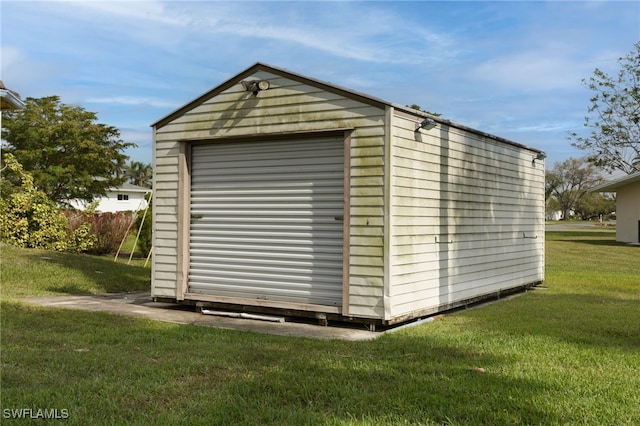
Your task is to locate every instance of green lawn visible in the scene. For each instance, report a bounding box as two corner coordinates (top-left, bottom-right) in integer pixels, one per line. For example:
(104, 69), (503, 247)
(1, 233), (639, 425)
(0, 244), (150, 298)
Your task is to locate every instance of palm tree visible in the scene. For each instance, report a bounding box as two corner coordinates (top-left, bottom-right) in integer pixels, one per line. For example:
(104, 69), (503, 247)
(125, 161), (153, 188)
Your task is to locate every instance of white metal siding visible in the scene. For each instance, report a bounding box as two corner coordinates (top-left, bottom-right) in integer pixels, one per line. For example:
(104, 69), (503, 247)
(388, 112), (545, 318)
(189, 136), (345, 306)
(151, 145), (181, 297)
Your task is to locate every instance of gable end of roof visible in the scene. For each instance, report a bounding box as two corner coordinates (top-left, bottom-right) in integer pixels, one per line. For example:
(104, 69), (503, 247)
(151, 62), (389, 129)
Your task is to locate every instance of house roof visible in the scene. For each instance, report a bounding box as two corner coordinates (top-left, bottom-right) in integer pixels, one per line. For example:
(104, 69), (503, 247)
(110, 183), (152, 193)
(590, 171), (640, 192)
(0, 80), (25, 111)
(152, 62), (542, 154)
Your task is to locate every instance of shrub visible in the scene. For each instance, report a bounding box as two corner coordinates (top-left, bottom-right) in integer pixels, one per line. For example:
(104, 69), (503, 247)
(1, 190), (69, 250)
(63, 210), (97, 253)
(66, 210), (134, 255)
(87, 212), (135, 255)
(67, 221), (97, 253)
(0, 154), (75, 251)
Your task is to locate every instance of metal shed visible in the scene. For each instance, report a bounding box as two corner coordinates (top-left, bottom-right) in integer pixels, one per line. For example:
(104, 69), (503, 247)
(151, 62), (545, 327)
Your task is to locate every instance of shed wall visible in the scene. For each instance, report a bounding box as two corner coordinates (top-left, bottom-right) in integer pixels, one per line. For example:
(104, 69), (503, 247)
(388, 112), (545, 318)
(153, 71), (387, 318)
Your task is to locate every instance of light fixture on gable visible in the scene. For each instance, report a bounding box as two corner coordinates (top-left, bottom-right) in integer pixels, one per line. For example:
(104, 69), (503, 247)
(241, 79), (270, 96)
(532, 151), (547, 165)
(416, 117), (437, 132)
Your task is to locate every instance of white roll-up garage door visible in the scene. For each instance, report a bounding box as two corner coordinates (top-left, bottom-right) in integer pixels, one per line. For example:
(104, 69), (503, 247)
(189, 136), (345, 307)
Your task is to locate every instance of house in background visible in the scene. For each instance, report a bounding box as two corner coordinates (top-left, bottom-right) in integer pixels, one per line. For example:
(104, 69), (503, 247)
(545, 210), (575, 221)
(0, 81), (25, 111)
(70, 183), (150, 213)
(545, 210), (562, 221)
(590, 171), (640, 244)
(150, 62), (545, 328)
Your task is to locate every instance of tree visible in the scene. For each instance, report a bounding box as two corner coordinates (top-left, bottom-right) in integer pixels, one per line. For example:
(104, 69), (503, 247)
(570, 42), (640, 175)
(125, 161), (153, 188)
(1, 96), (135, 204)
(574, 192), (616, 221)
(546, 157), (604, 221)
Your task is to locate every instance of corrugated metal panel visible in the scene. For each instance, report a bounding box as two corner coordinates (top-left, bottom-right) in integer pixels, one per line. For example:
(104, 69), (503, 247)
(189, 137), (344, 307)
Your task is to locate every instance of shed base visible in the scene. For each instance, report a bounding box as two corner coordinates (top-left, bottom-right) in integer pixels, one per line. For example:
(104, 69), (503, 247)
(154, 281), (542, 331)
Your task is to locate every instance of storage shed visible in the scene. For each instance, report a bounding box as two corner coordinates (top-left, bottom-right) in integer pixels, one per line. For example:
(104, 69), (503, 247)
(151, 63), (545, 327)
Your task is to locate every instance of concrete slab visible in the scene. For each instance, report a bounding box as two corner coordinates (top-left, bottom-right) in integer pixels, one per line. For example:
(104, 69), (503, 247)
(19, 292), (379, 341)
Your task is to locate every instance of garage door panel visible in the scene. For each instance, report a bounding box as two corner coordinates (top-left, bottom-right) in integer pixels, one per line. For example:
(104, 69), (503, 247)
(189, 137), (344, 307)
(190, 242), (343, 256)
(188, 275), (342, 305)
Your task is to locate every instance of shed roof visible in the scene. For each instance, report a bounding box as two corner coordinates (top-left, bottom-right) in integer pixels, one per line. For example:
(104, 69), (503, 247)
(590, 171), (640, 192)
(152, 62), (542, 153)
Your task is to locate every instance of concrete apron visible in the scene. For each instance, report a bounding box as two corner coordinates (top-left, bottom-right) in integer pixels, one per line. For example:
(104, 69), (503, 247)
(20, 292), (379, 341)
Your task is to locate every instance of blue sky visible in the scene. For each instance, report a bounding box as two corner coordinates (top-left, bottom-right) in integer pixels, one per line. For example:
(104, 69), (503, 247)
(2, 0), (638, 168)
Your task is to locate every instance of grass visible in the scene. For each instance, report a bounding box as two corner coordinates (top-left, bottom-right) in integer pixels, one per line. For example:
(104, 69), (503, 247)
(1, 233), (639, 425)
(113, 233), (149, 263)
(0, 244), (150, 298)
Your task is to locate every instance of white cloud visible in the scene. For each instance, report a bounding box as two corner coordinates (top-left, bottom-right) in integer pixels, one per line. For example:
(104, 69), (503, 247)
(0, 46), (69, 97)
(66, 0), (188, 27)
(0, 46), (23, 70)
(470, 48), (588, 92)
(508, 121), (580, 134)
(61, 1), (456, 65)
(85, 96), (177, 109)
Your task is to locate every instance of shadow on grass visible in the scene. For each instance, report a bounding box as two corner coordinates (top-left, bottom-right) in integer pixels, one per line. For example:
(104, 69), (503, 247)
(20, 249), (150, 296)
(546, 231), (635, 248)
(46, 284), (95, 295)
(1, 300), (558, 425)
(554, 238), (632, 247)
(467, 291), (640, 351)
